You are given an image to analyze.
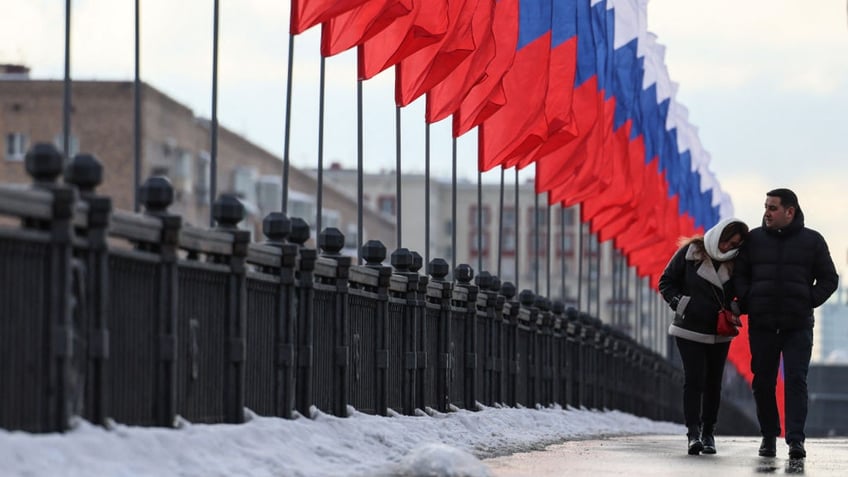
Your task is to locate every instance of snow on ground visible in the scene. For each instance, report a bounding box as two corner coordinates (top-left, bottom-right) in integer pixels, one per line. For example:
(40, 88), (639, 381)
(1, 404), (685, 477)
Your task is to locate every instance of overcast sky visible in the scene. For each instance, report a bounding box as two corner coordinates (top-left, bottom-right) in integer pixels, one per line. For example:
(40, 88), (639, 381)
(2, 0), (847, 284)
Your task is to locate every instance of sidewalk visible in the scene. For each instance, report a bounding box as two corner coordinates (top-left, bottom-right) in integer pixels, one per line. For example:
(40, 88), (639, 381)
(485, 435), (848, 476)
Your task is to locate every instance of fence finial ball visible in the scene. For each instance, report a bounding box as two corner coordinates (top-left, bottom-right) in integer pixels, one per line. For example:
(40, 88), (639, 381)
(25, 142), (64, 183)
(519, 289), (535, 307)
(474, 270), (493, 290)
(428, 258), (449, 280)
(500, 281), (516, 299)
(552, 300), (565, 314)
(318, 227), (345, 255)
(489, 275), (501, 292)
(64, 153), (103, 193)
(454, 264), (473, 283)
(409, 251), (423, 273)
(390, 247), (412, 271)
(361, 240), (386, 265)
(139, 176), (174, 213)
(262, 212), (291, 242)
(288, 217), (311, 245)
(213, 193), (245, 228)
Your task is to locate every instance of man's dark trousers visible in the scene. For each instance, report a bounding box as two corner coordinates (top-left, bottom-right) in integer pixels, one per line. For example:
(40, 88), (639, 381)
(749, 326), (813, 443)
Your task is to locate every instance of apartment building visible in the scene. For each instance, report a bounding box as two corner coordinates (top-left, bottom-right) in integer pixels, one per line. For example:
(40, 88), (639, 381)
(0, 65), (395, 250)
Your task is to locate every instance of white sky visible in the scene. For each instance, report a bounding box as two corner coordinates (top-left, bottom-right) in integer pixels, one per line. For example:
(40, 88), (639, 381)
(1, 0), (847, 283)
(0, 405), (684, 476)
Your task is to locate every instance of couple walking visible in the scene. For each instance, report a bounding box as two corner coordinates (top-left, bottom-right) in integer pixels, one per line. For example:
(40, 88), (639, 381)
(659, 188), (839, 459)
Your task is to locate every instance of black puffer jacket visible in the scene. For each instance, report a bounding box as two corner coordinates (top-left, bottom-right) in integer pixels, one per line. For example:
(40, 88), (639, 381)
(659, 241), (735, 343)
(734, 209), (838, 331)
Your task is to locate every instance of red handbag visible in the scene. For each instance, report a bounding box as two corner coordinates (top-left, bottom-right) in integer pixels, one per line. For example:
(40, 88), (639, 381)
(716, 308), (741, 337)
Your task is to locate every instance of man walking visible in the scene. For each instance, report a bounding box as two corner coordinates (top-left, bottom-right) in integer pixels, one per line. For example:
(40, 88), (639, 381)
(734, 188), (838, 459)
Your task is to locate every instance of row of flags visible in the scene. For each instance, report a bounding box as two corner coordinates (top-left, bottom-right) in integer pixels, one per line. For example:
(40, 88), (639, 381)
(290, 0), (734, 286)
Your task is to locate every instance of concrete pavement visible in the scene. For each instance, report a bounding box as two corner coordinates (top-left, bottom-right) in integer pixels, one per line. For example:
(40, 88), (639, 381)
(485, 435), (848, 476)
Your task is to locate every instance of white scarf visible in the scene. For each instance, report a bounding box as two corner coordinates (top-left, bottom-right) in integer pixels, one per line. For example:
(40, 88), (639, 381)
(703, 217), (744, 262)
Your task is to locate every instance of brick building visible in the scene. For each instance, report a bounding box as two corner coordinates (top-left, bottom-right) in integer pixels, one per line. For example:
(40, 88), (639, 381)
(0, 68), (395, 250)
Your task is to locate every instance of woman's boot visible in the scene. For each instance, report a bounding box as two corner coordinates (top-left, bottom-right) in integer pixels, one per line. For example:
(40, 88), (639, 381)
(687, 426), (703, 455)
(701, 425), (716, 454)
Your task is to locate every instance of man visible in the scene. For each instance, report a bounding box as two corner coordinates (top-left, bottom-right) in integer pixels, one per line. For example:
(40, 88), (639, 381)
(734, 188), (838, 459)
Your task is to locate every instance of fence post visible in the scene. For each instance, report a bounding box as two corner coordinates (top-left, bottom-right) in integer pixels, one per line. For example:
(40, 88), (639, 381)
(517, 289), (538, 407)
(488, 276), (505, 406)
(211, 194), (250, 424)
(536, 296), (553, 407)
(564, 307), (582, 408)
(139, 176), (181, 427)
(347, 239), (391, 415)
(315, 227), (351, 417)
(550, 300), (565, 408)
(25, 144), (75, 432)
(389, 247), (418, 416)
(64, 153), (112, 427)
(289, 218), (316, 417)
(409, 251), (428, 412)
(425, 258), (452, 413)
(259, 212), (299, 418)
(452, 264), (477, 410)
(500, 282), (518, 407)
(474, 271), (495, 407)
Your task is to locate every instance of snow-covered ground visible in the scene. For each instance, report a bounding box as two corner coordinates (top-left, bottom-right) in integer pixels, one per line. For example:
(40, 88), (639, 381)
(1, 405), (684, 476)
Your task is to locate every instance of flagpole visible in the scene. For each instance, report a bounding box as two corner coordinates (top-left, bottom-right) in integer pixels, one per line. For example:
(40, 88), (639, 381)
(560, 206), (566, 300)
(209, 0), (220, 226)
(425, 122), (431, 268)
(316, 55), (326, 234)
(395, 106), (402, 249)
(357, 79), (364, 264)
(534, 185), (539, 293)
(133, 0), (141, 212)
(546, 192), (551, 299)
(477, 170), (482, 273)
(451, 136), (457, 276)
(514, 168), (519, 290)
(282, 32), (295, 215)
(497, 168), (504, 279)
(62, 0), (71, 162)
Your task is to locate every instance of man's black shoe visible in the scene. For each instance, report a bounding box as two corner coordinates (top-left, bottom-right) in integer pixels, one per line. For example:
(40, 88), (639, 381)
(788, 441), (806, 459)
(688, 436), (704, 455)
(701, 434), (716, 454)
(758, 436), (777, 457)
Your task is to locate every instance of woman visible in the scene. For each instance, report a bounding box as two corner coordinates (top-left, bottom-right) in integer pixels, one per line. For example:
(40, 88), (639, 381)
(659, 217), (749, 456)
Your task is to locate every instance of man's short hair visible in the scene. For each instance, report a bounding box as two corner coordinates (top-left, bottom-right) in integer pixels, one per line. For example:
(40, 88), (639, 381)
(767, 188), (800, 210)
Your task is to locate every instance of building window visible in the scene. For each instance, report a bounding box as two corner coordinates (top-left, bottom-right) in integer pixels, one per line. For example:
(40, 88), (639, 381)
(256, 176), (282, 215)
(53, 133), (79, 158)
(527, 230), (547, 257)
(527, 206), (548, 227)
(195, 151), (211, 205)
(377, 195), (396, 216)
(469, 205), (491, 226)
(502, 207), (516, 228)
(469, 230), (490, 256)
(5, 132), (27, 161)
(502, 230), (516, 255)
(231, 166), (258, 206)
(557, 207), (576, 227)
(556, 233), (574, 256)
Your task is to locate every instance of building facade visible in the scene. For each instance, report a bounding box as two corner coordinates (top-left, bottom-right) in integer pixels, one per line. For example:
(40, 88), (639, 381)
(0, 72), (395, 249)
(322, 165), (651, 334)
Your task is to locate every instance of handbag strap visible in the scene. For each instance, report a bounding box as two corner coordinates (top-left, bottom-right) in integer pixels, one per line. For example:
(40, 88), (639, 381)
(709, 284), (727, 311)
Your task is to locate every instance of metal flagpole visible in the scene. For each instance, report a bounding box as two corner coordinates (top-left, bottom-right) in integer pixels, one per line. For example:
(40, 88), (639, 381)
(62, 0), (72, 162)
(316, 56), (326, 234)
(133, 0), (141, 212)
(209, 0), (220, 226)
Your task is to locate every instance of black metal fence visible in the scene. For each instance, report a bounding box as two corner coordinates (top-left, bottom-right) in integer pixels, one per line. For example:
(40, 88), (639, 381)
(0, 144), (685, 433)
